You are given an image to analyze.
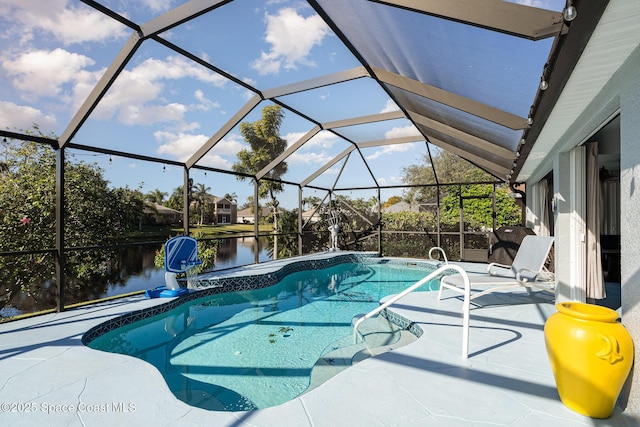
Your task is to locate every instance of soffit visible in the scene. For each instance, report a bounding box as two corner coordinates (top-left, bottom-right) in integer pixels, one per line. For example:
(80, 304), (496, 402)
(517, 0), (640, 182)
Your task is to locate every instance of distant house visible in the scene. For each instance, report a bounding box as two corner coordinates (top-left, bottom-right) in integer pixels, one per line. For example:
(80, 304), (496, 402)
(212, 196), (237, 224)
(380, 201), (420, 213)
(189, 195), (237, 224)
(302, 209), (321, 223)
(237, 206), (271, 224)
(144, 203), (182, 225)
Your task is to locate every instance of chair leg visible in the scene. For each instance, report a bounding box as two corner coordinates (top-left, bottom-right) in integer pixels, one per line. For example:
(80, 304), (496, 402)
(462, 295), (470, 358)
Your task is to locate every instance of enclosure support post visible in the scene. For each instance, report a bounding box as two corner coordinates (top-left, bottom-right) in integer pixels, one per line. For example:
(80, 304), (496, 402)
(55, 147), (66, 312)
(436, 186), (441, 247)
(254, 178), (260, 264)
(298, 186), (303, 256)
(377, 187), (382, 257)
(183, 168), (190, 235)
(458, 184), (463, 260)
(492, 183), (497, 231)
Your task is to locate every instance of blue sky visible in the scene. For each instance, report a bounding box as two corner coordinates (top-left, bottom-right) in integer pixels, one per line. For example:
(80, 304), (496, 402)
(0, 0), (563, 209)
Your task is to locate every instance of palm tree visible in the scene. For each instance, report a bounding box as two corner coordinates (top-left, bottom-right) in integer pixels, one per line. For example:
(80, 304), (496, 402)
(192, 183), (211, 226)
(302, 196), (321, 210)
(223, 192), (237, 204)
(144, 188), (167, 204)
(232, 105), (288, 258)
(165, 186), (183, 211)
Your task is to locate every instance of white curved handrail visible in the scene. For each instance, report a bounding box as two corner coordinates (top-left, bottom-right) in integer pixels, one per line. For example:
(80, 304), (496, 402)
(428, 246), (448, 264)
(353, 264), (471, 358)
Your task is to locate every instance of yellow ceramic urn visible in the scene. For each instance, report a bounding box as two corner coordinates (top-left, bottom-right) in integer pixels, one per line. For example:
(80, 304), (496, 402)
(544, 302), (634, 418)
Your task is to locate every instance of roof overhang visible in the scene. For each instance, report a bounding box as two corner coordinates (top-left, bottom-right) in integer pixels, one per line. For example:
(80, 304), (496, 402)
(514, 0), (640, 183)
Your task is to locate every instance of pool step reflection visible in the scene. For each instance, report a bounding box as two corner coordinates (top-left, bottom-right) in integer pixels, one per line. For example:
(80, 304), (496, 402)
(307, 316), (416, 391)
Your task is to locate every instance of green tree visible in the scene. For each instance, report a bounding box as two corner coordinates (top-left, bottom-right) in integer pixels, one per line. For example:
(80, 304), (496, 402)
(381, 211), (440, 257)
(239, 196), (255, 211)
(402, 150), (494, 203)
(0, 134), (146, 314)
(232, 105), (288, 257)
(439, 182), (521, 230)
(166, 186), (184, 211)
(382, 195), (402, 209)
(266, 209), (298, 259)
(192, 183), (211, 226)
(145, 188), (167, 204)
(223, 192), (237, 204)
(302, 196), (322, 210)
(110, 186), (145, 231)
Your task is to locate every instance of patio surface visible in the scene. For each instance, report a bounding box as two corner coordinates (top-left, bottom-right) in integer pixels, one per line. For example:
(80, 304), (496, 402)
(0, 254), (636, 426)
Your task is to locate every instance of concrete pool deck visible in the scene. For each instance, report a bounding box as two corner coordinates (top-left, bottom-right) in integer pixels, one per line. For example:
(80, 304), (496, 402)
(0, 253), (636, 426)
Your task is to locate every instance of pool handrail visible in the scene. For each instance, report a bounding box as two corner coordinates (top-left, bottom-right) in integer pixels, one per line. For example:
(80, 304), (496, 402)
(352, 264), (471, 358)
(428, 247), (448, 264)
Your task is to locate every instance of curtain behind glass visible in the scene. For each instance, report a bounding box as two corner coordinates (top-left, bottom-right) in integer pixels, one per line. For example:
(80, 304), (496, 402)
(586, 141), (605, 299)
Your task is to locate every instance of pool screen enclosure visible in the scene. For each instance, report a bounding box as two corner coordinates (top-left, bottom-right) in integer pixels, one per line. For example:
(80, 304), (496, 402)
(0, 0), (608, 312)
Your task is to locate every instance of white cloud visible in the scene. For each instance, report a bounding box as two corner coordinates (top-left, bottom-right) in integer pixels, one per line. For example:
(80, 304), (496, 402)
(0, 0), (128, 46)
(87, 56), (226, 125)
(193, 89), (220, 112)
(366, 145), (406, 160)
(251, 7), (330, 75)
(141, 0), (173, 13)
(304, 130), (340, 148)
(2, 50), (226, 129)
(0, 101), (57, 131)
(282, 131), (305, 148)
(198, 152), (234, 169)
(155, 131), (244, 166)
(365, 127), (422, 160)
(155, 131), (205, 161)
(380, 99), (400, 113)
(121, 103), (187, 126)
(384, 125), (421, 139)
(516, 0), (555, 8)
(282, 130), (339, 152)
(324, 166), (340, 175)
(279, 130), (342, 167)
(378, 176), (402, 186)
(214, 134), (247, 156)
(3, 49), (95, 98)
(289, 151), (333, 165)
(171, 121), (201, 133)
(131, 56), (227, 87)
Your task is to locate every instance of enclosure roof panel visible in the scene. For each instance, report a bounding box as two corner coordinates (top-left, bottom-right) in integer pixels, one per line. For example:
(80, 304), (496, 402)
(0, 0), (606, 194)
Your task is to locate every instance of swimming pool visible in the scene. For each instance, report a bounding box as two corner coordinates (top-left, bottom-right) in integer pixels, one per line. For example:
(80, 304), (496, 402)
(85, 257), (439, 411)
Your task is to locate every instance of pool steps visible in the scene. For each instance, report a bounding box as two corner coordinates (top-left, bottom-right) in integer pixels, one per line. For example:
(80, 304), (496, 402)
(307, 315), (416, 392)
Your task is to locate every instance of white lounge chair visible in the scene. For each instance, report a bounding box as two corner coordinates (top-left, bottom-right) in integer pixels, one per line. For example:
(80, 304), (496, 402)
(437, 235), (555, 357)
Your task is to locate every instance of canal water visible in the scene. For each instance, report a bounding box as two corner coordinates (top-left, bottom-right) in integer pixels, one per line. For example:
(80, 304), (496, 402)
(0, 237), (271, 318)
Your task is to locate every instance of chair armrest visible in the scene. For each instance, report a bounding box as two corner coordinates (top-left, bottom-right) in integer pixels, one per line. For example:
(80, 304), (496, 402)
(515, 268), (539, 282)
(515, 268), (556, 283)
(488, 263), (511, 275)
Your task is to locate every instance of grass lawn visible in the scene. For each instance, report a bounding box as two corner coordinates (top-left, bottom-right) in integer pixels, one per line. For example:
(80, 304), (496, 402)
(124, 223), (273, 241)
(189, 223), (273, 238)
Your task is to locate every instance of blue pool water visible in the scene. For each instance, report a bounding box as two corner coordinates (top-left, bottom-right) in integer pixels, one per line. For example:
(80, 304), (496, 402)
(88, 261), (438, 411)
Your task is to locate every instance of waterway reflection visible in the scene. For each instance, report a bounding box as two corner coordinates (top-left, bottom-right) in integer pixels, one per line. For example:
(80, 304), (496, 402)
(1, 237), (271, 317)
(105, 237), (272, 297)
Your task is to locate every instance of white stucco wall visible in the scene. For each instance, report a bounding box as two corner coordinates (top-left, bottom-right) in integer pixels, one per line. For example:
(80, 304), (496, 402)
(527, 41), (640, 418)
(620, 69), (640, 420)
